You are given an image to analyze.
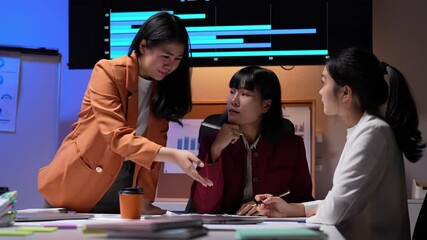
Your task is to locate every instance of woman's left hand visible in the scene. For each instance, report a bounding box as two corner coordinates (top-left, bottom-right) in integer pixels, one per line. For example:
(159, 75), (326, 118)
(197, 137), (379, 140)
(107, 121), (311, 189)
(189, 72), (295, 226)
(141, 199), (167, 215)
(254, 194), (305, 218)
(155, 147), (213, 187)
(236, 201), (261, 216)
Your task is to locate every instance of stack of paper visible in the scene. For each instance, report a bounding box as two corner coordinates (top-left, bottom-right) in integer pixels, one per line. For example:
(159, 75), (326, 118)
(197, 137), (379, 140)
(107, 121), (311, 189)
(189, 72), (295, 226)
(0, 191), (17, 227)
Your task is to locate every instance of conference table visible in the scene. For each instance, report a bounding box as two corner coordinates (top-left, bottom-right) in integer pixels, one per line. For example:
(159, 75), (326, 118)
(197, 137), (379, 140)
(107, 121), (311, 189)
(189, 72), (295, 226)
(1, 213), (345, 239)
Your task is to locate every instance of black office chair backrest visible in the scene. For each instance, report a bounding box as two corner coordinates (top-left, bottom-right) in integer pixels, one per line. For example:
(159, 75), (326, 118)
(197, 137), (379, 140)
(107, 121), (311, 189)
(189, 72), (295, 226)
(282, 117), (295, 135)
(413, 192), (427, 240)
(185, 114), (223, 213)
(198, 114), (223, 143)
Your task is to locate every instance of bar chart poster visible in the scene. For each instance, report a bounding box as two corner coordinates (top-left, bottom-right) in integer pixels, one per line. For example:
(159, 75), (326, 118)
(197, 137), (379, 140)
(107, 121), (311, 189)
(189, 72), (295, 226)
(163, 119), (203, 174)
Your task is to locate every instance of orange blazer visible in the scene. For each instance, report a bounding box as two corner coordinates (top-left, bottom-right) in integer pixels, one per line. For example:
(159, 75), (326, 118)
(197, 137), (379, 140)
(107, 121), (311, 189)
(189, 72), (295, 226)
(38, 53), (169, 212)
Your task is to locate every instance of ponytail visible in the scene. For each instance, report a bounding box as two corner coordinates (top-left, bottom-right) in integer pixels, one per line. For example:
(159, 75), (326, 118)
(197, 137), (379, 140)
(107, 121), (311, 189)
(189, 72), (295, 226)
(326, 48), (425, 162)
(383, 63), (426, 162)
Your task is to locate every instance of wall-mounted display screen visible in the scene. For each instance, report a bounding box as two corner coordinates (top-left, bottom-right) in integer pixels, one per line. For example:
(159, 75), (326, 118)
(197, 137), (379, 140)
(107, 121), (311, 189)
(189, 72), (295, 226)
(69, 0), (372, 69)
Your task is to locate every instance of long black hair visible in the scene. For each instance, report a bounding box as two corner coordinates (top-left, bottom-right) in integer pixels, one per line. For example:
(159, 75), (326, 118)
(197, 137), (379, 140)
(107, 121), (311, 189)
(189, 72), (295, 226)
(326, 47), (425, 162)
(128, 11), (192, 123)
(225, 66), (284, 143)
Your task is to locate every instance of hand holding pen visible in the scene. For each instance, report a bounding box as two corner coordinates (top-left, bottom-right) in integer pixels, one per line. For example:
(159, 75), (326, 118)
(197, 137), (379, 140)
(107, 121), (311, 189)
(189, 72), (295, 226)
(252, 190), (290, 207)
(236, 190), (290, 216)
(254, 190), (306, 218)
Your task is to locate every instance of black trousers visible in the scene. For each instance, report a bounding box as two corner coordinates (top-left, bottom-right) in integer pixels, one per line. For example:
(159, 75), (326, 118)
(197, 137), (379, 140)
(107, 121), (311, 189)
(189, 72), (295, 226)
(90, 161), (135, 213)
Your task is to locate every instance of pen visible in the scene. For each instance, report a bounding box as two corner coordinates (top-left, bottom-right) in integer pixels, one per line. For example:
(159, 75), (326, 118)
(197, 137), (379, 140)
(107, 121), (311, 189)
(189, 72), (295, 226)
(201, 122), (243, 135)
(42, 224), (78, 229)
(201, 122), (221, 130)
(251, 190), (290, 207)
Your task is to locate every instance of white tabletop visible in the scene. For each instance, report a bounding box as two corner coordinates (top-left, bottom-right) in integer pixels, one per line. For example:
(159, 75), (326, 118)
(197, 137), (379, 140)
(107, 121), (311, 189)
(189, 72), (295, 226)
(2, 213), (345, 240)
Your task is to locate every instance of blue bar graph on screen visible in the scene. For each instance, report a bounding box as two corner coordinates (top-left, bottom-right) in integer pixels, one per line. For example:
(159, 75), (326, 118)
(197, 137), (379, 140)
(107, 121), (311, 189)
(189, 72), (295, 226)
(107, 2), (328, 63)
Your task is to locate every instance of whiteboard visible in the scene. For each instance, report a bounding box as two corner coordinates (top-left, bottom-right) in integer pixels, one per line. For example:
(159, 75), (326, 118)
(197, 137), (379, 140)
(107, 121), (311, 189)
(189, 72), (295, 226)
(0, 49), (61, 209)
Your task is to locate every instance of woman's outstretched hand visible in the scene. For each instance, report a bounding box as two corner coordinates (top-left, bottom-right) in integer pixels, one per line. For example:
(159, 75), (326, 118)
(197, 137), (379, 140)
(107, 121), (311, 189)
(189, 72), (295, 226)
(156, 147), (213, 187)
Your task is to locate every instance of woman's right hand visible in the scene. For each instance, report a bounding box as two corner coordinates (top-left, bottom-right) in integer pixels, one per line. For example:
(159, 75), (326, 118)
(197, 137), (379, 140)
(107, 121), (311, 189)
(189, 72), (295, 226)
(155, 147), (213, 187)
(210, 123), (241, 162)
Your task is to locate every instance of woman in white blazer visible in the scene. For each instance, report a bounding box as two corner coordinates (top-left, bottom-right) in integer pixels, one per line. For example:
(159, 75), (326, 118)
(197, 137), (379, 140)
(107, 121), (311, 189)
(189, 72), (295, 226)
(255, 47), (425, 240)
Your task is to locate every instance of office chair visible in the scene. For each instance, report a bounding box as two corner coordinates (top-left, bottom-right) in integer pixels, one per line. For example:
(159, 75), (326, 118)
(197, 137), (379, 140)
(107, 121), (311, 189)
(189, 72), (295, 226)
(281, 117), (295, 135)
(184, 115), (295, 213)
(184, 114), (223, 213)
(197, 114), (223, 143)
(413, 192), (427, 240)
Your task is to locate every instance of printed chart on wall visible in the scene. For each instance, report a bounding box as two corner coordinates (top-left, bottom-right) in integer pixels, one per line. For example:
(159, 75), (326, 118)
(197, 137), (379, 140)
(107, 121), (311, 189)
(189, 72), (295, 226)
(163, 119), (203, 173)
(0, 56), (20, 132)
(282, 106), (312, 173)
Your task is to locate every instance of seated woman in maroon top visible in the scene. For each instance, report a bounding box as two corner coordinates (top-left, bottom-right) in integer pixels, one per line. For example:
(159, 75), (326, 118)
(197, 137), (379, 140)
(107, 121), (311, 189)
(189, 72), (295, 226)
(190, 66), (314, 215)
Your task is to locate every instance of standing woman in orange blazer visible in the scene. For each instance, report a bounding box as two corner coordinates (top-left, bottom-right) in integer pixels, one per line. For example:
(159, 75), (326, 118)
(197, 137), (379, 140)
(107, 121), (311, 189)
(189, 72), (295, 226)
(38, 12), (212, 214)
